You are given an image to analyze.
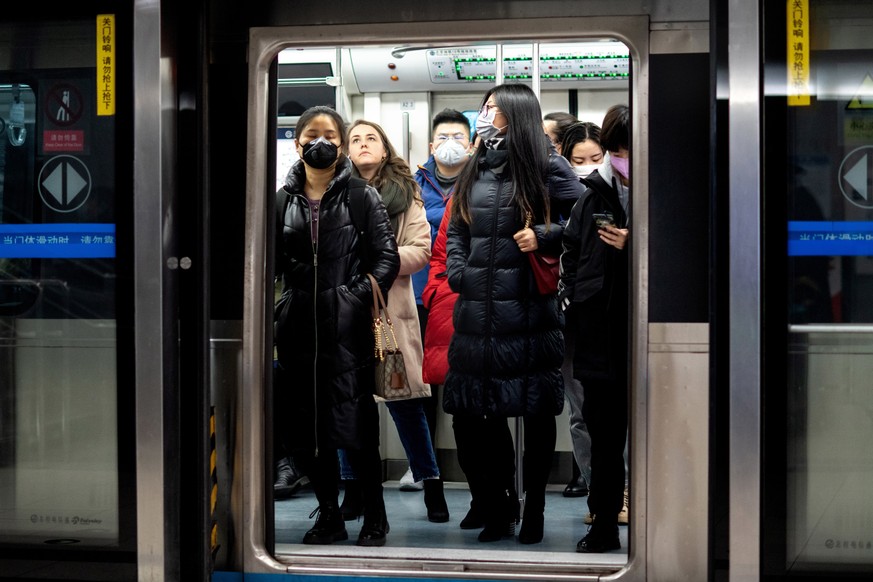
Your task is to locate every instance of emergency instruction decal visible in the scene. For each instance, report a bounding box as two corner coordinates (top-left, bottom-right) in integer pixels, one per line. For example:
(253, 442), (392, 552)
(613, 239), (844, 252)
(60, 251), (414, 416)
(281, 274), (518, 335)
(97, 14), (115, 116)
(788, 0), (810, 106)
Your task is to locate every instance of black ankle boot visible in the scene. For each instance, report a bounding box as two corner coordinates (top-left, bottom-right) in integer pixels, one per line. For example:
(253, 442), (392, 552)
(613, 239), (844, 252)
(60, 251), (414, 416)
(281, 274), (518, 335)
(576, 524), (621, 553)
(459, 503), (484, 529)
(340, 480), (364, 521)
(518, 494), (545, 544)
(357, 500), (390, 546)
(477, 489), (518, 542)
(274, 457), (308, 500)
(518, 510), (544, 544)
(423, 479), (449, 523)
(302, 505), (348, 544)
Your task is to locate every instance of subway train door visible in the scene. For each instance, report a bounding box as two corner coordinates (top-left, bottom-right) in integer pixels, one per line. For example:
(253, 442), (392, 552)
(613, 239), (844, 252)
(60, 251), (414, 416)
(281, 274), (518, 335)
(730, 1), (873, 580)
(0, 7), (139, 581)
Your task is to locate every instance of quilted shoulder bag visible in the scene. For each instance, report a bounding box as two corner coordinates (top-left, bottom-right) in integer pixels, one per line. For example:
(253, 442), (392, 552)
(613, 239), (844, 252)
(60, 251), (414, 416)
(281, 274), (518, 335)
(366, 274), (412, 401)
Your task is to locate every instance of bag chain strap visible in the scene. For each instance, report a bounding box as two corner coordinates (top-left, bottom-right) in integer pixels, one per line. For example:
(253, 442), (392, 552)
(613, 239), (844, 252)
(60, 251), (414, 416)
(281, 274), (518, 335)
(366, 273), (400, 361)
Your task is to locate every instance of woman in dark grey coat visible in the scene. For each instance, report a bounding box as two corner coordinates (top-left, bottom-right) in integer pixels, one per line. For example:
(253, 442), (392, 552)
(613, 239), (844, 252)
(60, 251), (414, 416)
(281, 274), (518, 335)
(445, 84), (584, 544)
(275, 106), (399, 547)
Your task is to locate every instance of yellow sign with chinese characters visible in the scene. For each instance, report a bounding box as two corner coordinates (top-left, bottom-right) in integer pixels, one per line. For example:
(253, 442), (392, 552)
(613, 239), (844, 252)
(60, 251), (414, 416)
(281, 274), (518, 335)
(788, 0), (810, 106)
(97, 14), (115, 116)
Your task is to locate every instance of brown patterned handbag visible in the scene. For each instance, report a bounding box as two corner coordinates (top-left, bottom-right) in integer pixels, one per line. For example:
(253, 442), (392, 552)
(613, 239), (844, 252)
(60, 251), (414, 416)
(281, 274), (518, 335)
(366, 274), (412, 400)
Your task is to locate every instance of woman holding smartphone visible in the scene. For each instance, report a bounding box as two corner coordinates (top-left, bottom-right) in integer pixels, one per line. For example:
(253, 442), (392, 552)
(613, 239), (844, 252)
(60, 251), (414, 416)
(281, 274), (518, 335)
(558, 104), (630, 553)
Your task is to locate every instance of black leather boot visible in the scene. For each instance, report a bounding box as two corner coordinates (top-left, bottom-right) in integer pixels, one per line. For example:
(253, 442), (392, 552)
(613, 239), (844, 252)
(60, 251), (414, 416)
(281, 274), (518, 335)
(275, 457), (308, 500)
(423, 478), (449, 523)
(302, 505), (348, 544)
(357, 495), (389, 546)
(563, 458), (589, 498)
(477, 489), (518, 542)
(518, 493), (545, 544)
(576, 523), (621, 553)
(339, 480), (364, 521)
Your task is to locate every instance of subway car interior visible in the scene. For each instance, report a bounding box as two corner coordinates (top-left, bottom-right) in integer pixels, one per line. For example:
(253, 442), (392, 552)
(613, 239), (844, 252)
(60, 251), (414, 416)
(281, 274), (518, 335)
(2, 1), (873, 581)
(269, 38), (632, 560)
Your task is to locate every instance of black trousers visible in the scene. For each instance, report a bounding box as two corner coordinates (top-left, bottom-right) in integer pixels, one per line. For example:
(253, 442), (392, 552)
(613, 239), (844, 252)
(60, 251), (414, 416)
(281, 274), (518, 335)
(295, 445), (382, 509)
(452, 412), (556, 516)
(581, 377), (628, 530)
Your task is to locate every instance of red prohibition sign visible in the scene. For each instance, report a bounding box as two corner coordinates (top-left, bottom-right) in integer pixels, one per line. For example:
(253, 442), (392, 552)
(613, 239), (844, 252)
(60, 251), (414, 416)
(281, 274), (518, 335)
(45, 84), (84, 127)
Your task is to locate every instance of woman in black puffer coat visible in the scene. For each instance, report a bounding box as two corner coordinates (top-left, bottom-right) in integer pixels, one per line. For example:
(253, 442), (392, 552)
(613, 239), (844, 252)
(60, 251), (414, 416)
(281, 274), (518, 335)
(445, 84), (584, 544)
(275, 106), (399, 547)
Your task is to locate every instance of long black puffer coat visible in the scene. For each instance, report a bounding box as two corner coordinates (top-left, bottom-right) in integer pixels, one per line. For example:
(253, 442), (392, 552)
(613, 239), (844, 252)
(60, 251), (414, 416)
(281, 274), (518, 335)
(275, 156), (400, 453)
(443, 149), (584, 417)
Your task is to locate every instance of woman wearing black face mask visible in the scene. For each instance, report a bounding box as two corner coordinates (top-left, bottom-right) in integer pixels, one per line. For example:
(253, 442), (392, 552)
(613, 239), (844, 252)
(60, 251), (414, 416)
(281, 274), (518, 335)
(275, 106), (400, 547)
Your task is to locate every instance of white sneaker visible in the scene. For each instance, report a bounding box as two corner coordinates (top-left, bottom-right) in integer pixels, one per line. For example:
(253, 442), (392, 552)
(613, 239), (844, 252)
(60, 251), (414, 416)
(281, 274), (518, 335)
(398, 467), (422, 491)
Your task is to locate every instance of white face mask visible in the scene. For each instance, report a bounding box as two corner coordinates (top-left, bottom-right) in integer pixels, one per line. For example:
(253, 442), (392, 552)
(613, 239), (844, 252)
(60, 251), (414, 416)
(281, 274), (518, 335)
(434, 138), (468, 167)
(572, 164), (600, 179)
(475, 107), (504, 141)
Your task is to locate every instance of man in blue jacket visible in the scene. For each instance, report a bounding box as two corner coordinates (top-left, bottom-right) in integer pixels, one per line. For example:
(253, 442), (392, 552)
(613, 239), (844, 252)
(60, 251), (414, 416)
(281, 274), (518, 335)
(402, 109), (473, 491)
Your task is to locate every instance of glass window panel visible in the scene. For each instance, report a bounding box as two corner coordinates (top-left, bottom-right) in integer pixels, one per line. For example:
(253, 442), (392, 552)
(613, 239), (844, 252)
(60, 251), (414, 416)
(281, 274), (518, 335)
(775, 0), (873, 572)
(0, 19), (121, 548)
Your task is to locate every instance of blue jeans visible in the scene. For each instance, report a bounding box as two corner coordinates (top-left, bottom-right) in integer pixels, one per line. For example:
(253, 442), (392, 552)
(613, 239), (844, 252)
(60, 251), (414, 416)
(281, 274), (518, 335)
(339, 398), (440, 482)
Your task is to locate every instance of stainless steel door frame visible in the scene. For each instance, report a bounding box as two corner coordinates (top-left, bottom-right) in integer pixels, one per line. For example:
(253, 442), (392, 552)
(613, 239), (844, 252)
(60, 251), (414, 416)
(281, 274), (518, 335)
(244, 16), (649, 578)
(134, 1), (180, 579)
(727, 1), (762, 581)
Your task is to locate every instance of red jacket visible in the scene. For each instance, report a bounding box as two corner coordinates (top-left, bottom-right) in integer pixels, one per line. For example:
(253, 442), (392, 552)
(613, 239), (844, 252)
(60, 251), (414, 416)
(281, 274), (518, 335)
(421, 199), (457, 385)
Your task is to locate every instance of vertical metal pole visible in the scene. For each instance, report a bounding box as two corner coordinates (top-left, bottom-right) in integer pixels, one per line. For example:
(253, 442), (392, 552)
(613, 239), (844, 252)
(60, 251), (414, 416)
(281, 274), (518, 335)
(728, 0), (762, 580)
(531, 42), (541, 101)
(401, 111), (410, 163)
(334, 47), (344, 119)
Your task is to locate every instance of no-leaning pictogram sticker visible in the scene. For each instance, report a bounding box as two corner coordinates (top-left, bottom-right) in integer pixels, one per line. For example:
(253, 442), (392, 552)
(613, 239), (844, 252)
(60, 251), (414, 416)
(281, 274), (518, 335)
(45, 84), (84, 127)
(38, 155), (92, 213)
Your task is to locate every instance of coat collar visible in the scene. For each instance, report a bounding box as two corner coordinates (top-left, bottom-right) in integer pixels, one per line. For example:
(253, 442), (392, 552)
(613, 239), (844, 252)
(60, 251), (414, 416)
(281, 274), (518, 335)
(284, 155), (353, 198)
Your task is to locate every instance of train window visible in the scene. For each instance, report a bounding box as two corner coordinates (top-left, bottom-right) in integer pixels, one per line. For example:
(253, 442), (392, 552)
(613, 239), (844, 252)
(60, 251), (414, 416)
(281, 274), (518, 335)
(0, 14), (132, 558)
(765, 0), (873, 575)
(277, 62), (336, 116)
(266, 37), (634, 573)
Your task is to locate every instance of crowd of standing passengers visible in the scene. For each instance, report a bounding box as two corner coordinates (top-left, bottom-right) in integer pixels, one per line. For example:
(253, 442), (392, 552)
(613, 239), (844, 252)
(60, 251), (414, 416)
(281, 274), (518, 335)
(274, 84), (631, 553)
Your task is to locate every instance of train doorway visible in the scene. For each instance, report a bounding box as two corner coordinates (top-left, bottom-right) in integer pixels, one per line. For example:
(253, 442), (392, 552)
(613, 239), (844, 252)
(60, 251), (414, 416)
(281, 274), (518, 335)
(236, 16), (658, 581)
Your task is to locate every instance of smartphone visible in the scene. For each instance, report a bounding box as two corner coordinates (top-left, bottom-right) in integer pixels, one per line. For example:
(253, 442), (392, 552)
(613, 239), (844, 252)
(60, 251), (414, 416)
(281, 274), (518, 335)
(592, 212), (615, 228)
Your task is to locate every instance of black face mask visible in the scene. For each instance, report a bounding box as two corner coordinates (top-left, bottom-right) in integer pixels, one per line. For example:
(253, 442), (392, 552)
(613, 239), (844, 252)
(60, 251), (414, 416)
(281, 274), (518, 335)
(301, 136), (338, 169)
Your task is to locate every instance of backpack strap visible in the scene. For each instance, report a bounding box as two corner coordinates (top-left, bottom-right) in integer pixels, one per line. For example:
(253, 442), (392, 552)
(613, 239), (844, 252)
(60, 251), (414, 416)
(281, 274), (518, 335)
(346, 176), (369, 236)
(276, 187), (290, 237)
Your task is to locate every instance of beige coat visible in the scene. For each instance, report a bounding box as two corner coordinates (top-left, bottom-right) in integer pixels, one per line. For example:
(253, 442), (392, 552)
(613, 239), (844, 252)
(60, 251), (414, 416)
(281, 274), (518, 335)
(381, 200), (431, 400)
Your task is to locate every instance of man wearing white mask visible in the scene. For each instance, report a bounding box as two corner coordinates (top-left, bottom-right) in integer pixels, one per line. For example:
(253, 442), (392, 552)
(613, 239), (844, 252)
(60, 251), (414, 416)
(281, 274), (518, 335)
(405, 109), (473, 492)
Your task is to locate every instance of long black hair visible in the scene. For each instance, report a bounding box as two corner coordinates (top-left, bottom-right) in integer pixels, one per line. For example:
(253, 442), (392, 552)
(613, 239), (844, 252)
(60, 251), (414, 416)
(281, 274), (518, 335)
(453, 84), (551, 226)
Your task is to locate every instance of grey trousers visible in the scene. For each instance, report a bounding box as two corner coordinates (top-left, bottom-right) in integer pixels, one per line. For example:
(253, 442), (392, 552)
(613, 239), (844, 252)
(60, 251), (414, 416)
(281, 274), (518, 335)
(562, 325), (592, 485)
